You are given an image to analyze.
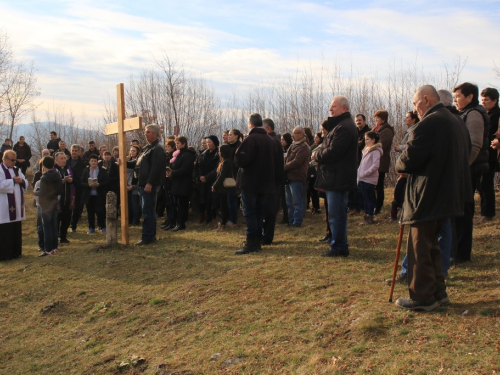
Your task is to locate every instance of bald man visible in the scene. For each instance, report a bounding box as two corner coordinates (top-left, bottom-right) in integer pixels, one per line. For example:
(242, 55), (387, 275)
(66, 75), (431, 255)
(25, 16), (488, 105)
(394, 85), (468, 311)
(0, 150), (28, 260)
(313, 95), (358, 257)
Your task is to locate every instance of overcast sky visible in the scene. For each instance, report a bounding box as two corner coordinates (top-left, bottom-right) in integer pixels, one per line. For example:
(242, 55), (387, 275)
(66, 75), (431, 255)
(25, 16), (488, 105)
(1, 0), (499, 123)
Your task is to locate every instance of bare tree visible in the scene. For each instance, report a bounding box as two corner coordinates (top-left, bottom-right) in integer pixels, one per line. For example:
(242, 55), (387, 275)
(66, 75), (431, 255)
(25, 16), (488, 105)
(3, 61), (40, 140)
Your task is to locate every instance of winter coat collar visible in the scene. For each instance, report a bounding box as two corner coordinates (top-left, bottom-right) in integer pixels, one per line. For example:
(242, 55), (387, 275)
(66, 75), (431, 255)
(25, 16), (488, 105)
(249, 127), (267, 135)
(364, 142), (383, 154)
(292, 137), (307, 145)
(423, 102), (444, 119)
(324, 112), (352, 131)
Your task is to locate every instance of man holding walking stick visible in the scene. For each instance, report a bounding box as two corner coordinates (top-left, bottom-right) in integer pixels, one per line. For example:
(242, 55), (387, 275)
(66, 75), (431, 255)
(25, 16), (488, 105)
(394, 85), (468, 311)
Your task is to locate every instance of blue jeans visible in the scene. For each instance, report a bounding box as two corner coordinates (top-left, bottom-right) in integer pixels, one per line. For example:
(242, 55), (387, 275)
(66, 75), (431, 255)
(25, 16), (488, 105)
(285, 180), (304, 225)
(357, 181), (375, 215)
(42, 206), (59, 252)
(139, 186), (159, 241)
(227, 192), (238, 224)
(37, 207), (44, 249)
(325, 190), (349, 253)
(401, 218), (452, 278)
(241, 190), (268, 241)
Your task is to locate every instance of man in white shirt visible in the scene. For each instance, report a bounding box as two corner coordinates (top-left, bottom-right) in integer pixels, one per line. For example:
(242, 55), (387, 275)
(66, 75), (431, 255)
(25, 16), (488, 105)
(0, 150), (28, 260)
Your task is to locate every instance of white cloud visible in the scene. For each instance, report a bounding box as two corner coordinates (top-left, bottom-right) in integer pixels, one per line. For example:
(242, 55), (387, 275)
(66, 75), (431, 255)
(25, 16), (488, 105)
(0, 0), (499, 125)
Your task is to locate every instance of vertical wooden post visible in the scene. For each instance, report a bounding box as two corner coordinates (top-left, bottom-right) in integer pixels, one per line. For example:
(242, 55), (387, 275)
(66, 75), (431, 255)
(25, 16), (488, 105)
(117, 83), (129, 245)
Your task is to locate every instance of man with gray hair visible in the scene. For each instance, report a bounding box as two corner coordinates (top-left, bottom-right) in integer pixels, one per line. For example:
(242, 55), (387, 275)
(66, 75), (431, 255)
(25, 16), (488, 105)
(394, 85), (468, 311)
(313, 95), (358, 257)
(134, 124), (166, 246)
(0, 150), (28, 260)
(284, 126), (310, 227)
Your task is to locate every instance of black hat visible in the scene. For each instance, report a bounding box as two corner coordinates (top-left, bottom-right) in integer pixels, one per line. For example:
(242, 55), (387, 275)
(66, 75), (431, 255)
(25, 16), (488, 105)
(205, 135), (220, 147)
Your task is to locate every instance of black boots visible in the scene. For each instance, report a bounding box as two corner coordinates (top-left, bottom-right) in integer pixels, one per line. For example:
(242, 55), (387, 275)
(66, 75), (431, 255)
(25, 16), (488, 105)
(171, 224), (186, 232)
(162, 221), (176, 231)
(235, 238), (262, 255)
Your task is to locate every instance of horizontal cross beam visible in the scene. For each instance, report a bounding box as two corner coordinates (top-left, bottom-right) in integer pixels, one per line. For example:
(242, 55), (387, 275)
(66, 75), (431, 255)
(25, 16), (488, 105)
(105, 117), (142, 135)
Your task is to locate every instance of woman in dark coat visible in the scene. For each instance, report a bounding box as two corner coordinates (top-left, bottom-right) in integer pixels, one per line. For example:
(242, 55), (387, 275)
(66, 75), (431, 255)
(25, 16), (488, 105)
(212, 145), (237, 229)
(167, 136), (196, 231)
(194, 135), (219, 224)
(226, 129), (243, 225)
(160, 140), (177, 230)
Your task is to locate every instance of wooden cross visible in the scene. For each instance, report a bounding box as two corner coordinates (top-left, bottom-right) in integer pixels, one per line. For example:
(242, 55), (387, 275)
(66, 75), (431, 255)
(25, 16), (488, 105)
(104, 83), (142, 245)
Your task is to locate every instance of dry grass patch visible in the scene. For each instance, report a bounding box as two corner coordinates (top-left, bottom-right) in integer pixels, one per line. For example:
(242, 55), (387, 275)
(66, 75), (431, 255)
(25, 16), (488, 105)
(0, 189), (499, 374)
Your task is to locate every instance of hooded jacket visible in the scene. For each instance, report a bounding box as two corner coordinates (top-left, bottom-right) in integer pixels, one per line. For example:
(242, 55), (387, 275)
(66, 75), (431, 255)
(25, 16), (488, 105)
(357, 142), (383, 185)
(314, 113), (358, 192)
(37, 169), (63, 210)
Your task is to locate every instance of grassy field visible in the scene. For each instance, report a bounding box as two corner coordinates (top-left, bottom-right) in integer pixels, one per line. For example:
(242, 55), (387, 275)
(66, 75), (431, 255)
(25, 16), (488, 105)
(0, 187), (499, 374)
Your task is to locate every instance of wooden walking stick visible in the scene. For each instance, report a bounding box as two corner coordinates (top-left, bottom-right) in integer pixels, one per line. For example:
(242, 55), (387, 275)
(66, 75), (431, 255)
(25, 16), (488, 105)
(388, 224), (405, 303)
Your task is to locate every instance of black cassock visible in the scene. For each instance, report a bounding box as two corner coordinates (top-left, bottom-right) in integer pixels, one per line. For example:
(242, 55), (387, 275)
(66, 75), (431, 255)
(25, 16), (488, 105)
(0, 221), (22, 260)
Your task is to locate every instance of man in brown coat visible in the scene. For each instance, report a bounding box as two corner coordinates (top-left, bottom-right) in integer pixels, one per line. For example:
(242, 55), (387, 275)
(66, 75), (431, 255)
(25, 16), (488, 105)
(284, 126), (310, 227)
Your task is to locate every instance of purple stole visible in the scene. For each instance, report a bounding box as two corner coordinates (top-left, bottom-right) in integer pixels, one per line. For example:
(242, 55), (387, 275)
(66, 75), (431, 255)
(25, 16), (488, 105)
(1, 163), (25, 221)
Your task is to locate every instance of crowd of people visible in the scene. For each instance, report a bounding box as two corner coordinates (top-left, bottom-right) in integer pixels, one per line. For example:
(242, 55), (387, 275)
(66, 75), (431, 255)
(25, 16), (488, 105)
(1, 82), (499, 312)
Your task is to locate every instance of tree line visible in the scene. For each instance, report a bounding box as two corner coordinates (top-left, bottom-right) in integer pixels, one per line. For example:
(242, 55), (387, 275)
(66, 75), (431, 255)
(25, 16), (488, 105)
(1, 26), (474, 185)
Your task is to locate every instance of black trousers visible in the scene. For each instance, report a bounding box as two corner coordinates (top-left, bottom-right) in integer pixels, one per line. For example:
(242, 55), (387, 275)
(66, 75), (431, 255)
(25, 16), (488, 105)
(479, 160), (496, 217)
(86, 195), (105, 230)
(374, 172), (386, 214)
(308, 178), (320, 210)
(58, 206), (73, 240)
(217, 193), (229, 225)
(455, 168), (478, 261)
(0, 221), (22, 260)
(174, 195), (190, 226)
(262, 184), (281, 243)
(70, 190), (84, 230)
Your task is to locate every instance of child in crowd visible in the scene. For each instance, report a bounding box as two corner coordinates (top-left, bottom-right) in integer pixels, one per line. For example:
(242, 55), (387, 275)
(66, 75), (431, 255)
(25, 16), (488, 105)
(357, 131), (383, 224)
(211, 145), (236, 229)
(36, 156), (63, 256)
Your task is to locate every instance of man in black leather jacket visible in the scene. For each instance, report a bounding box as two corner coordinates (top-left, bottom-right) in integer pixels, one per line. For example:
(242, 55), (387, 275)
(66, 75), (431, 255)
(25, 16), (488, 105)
(134, 124), (166, 246)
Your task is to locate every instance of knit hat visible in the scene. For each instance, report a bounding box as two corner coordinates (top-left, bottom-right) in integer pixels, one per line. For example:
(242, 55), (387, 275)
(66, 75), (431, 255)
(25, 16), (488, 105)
(205, 135), (220, 147)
